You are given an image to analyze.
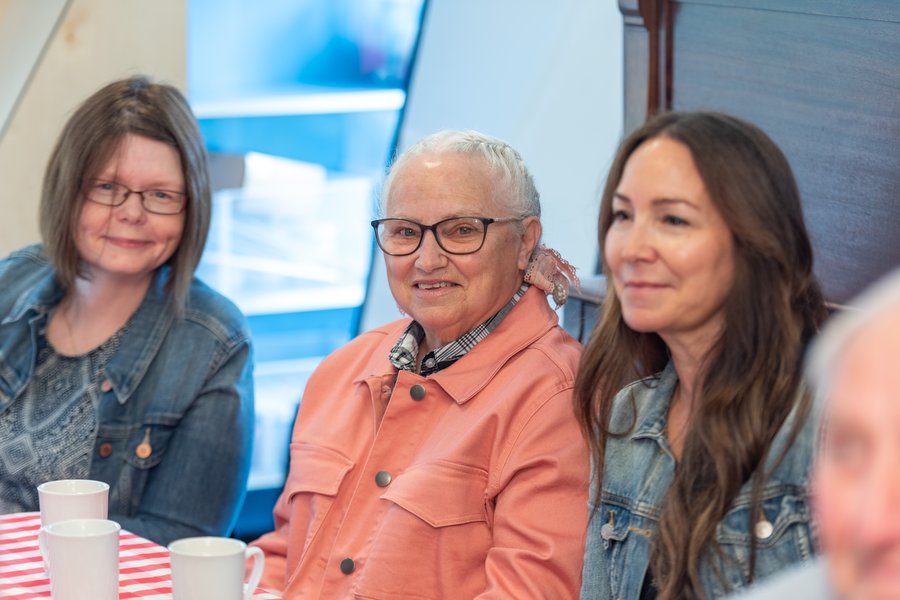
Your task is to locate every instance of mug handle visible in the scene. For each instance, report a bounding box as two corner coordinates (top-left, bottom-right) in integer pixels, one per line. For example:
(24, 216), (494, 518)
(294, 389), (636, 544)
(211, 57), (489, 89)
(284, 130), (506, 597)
(243, 546), (265, 599)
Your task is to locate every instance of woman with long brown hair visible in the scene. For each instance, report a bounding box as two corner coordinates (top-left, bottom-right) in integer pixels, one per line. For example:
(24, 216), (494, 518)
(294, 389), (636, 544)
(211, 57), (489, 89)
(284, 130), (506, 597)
(576, 111), (828, 599)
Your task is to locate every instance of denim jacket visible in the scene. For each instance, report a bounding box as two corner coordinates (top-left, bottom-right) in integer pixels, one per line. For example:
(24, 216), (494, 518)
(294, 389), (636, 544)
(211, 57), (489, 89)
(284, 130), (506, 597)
(0, 245), (254, 545)
(581, 362), (817, 599)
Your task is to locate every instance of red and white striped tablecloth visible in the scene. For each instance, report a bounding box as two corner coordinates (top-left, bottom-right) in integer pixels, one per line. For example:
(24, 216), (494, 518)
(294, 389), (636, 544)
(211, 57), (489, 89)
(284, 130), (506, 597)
(0, 512), (281, 599)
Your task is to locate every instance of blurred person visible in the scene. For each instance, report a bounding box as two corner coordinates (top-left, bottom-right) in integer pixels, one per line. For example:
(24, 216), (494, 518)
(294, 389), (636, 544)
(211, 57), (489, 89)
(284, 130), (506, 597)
(0, 76), (254, 545)
(732, 268), (900, 600)
(252, 130), (588, 598)
(810, 269), (900, 599)
(576, 111), (829, 599)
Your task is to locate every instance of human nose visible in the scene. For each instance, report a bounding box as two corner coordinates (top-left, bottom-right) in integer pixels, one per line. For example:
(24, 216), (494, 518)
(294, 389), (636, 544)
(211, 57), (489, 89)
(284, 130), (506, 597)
(115, 190), (147, 221)
(618, 217), (656, 262)
(414, 227), (447, 271)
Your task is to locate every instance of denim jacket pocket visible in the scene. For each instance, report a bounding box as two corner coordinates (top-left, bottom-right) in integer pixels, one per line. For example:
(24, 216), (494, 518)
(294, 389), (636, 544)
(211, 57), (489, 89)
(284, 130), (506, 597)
(710, 486), (814, 595)
(100, 424), (175, 515)
(594, 500), (649, 596)
(594, 501), (636, 544)
(284, 442), (354, 557)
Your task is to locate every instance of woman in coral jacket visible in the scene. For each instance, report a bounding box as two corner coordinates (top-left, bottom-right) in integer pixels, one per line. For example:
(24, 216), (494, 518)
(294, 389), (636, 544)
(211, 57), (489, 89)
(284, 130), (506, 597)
(253, 130), (589, 599)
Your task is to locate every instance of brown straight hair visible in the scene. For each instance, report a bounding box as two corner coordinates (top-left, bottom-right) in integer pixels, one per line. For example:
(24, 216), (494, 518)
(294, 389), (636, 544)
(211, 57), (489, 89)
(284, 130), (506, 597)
(575, 111), (828, 598)
(40, 75), (210, 315)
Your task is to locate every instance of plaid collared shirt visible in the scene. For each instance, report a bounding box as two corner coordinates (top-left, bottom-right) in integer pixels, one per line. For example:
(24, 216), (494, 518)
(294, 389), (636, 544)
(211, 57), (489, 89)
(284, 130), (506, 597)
(389, 284), (529, 377)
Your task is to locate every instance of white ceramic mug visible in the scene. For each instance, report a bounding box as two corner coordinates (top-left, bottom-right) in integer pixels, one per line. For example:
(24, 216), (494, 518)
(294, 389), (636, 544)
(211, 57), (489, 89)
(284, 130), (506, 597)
(168, 536), (265, 600)
(37, 479), (109, 566)
(44, 518), (120, 600)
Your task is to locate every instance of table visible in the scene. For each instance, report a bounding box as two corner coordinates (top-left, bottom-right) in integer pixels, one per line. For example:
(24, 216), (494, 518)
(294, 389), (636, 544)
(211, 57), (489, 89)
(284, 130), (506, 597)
(0, 513), (281, 599)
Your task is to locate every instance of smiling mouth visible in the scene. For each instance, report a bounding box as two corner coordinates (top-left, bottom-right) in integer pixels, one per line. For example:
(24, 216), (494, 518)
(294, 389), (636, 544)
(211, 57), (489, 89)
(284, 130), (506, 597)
(416, 282), (455, 289)
(625, 281), (666, 289)
(106, 237), (148, 246)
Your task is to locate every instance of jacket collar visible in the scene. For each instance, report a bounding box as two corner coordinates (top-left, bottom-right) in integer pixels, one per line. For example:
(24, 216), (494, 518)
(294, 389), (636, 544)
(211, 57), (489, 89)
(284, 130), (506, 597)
(631, 361), (677, 441)
(1, 265), (174, 407)
(625, 361), (816, 484)
(101, 269), (175, 405)
(355, 285), (562, 405)
(3, 269), (64, 324)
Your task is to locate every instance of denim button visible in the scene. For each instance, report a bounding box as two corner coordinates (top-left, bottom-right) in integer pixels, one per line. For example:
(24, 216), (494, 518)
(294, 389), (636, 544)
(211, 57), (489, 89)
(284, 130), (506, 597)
(754, 519), (774, 539)
(135, 443), (152, 459)
(340, 558), (355, 574)
(410, 384), (426, 401)
(600, 523), (614, 540)
(375, 470), (392, 487)
(135, 428), (152, 459)
(100, 379), (113, 393)
(98, 442), (113, 458)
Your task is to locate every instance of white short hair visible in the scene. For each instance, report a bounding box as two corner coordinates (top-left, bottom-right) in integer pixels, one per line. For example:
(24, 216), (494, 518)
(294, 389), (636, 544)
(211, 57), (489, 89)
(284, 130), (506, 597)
(378, 129), (540, 218)
(805, 268), (900, 411)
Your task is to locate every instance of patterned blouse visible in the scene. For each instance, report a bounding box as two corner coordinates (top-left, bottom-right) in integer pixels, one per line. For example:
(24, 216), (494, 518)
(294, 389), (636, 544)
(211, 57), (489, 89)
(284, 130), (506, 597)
(0, 315), (125, 512)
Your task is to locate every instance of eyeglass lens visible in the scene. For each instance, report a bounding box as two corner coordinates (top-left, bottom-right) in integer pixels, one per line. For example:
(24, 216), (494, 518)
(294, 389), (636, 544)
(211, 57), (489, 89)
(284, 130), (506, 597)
(374, 217), (489, 255)
(86, 180), (185, 215)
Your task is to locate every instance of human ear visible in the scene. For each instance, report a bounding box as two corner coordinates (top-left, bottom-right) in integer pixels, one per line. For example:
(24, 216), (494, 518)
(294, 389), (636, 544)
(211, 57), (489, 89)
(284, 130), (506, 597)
(517, 216), (542, 270)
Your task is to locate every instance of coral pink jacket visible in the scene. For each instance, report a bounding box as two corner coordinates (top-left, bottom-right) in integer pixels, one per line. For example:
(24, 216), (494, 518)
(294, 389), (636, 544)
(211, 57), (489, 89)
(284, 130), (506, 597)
(254, 286), (588, 598)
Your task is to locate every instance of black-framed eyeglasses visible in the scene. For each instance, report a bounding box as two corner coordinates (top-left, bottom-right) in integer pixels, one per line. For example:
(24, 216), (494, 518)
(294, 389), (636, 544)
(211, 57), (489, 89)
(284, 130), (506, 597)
(84, 179), (187, 215)
(370, 216), (523, 256)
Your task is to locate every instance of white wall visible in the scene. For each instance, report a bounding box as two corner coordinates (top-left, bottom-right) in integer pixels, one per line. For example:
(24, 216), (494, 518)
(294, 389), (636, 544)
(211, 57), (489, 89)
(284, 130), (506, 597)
(362, 0), (623, 329)
(0, 0), (69, 141)
(0, 0), (186, 257)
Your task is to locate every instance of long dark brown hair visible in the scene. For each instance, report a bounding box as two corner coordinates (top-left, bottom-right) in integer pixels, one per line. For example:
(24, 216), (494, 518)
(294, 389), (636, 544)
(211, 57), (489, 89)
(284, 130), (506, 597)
(574, 111), (828, 598)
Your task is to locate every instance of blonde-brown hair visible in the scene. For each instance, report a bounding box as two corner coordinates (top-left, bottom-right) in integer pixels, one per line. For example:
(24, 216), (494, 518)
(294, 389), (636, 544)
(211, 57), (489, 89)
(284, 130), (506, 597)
(40, 75), (210, 315)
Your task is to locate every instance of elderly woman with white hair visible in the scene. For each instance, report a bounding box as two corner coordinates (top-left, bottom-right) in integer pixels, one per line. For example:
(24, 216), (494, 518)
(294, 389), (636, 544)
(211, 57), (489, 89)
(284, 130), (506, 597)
(253, 130), (589, 598)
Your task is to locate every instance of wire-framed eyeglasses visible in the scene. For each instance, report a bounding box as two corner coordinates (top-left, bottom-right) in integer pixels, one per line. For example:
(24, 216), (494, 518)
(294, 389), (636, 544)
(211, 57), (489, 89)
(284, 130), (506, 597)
(84, 179), (187, 215)
(370, 216), (523, 256)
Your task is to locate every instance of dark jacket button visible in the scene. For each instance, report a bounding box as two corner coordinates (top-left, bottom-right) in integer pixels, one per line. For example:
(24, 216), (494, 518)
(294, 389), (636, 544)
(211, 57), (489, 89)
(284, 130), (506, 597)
(340, 558), (355, 574)
(409, 384), (426, 401)
(375, 470), (392, 487)
(98, 443), (113, 458)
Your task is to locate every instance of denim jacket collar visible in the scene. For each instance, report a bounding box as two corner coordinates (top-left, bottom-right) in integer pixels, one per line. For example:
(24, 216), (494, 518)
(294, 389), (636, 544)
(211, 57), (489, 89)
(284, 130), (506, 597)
(614, 360), (812, 482)
(630, 362), (677, 443)
(102, 272), (175, 405)
(2, 268), (63, 325)
(583, 360), (819, 599)
(0, 269), (62, 412)
(1, 266), (175, 407)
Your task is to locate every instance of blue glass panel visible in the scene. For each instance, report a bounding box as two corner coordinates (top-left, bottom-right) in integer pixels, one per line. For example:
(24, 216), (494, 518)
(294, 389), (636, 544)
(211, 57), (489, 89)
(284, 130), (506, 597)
(188, 0), (425, 539)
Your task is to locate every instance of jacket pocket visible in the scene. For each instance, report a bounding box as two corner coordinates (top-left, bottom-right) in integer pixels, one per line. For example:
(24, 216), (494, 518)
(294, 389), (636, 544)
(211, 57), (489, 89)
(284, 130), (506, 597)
(594, 501), (636, 545)
(381, 461), (489, 527)
(594, 500), (652, 596)
(710, 485), (814, 594)
(355, 461), (491, 599)
(99, 423), (175, 515)
(283, 442), (354, 556)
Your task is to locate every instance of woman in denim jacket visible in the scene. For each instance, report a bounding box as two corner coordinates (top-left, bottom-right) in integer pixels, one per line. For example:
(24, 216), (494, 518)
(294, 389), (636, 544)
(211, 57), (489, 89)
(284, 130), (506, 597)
(575, 112), (828, 599)
(0, 77), (253, 546)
